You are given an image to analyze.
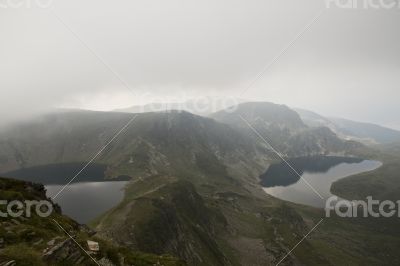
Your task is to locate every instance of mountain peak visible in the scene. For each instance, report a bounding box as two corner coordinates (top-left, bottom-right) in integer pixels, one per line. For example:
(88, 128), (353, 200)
(211, 101), (306, 131)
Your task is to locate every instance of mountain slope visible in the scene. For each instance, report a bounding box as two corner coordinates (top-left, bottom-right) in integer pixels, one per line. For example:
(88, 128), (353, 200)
(1, 107), (397, 265)
(0, 177), (184, 266)
(95, 178), (231, 266)
(330, 117), (400, 144)
(0, 110), (271, 187)
(0, 110), (276, 265)
(113, 97), (245, 117)
(295, 108), (400, 144)
(211, 102), (366, 157)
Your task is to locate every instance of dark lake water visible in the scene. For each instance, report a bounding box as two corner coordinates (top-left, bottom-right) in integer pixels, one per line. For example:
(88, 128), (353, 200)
(46, 181), (128, 224)
(260, 156), (382, 208)
(2, 163), (130, 224)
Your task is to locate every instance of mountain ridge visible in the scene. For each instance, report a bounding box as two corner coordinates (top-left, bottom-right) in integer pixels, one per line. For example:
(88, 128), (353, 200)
(211, 102), (368, 158)
(0, 102), (392, 265)
(295, 108), (400, 144)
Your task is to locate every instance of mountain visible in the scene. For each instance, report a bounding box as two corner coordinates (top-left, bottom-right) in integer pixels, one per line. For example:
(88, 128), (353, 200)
(0, 110), (271, 189)
(330, 117), (400, 144)
(0, 105), (398, 265)
(0, 109), (278, 265)
(211, 102), (366, 157)
(295, 108), (400, 144)
(293, 108), (336, 130)
(113, 97), (245, 117)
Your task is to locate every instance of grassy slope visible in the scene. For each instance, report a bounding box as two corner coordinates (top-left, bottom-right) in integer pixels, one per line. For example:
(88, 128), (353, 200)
(96, 169), (398, 265)
(93, 176), (234, 265)
(93, 140), (400, 265)
(331, 143), (400, 201)
(306, 143), (400, 265)
(295, 205), (400, 266)
(0, 177), (184, 266)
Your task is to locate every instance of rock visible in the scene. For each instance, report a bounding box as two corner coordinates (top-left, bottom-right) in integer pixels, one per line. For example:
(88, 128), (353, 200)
(17, 228), (28, 234)
(19, 216), (28, 222)
(66, 250), (82, 262)
(10, 219), (20, 225)
(78, 224), (96, 237)
(33, 238), (44, 246)
(98, 258), (116, 266)
(43, 238), (91, 263)
(43, 239), (70, 259)
(1, 222), (11, 227)
(27, 231), (37, 237)
(76, 256), (86, 264)
(1, 261), (16, 266)
(87, 240), (100, 252)
(47, 239), (56, 246)
(0, 238), (4, 248)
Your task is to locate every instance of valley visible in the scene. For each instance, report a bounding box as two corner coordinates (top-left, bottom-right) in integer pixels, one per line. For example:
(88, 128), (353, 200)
(0, 102), (399, 265)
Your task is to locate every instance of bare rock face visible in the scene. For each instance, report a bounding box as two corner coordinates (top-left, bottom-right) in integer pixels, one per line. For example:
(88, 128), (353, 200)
(98, 257), (116, 266)
(0, 261), (16, 266)
(42, 239), (86, 264)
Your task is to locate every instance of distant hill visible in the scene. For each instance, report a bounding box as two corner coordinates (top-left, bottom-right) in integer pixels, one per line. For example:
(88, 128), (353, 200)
(0, 109), (271, 186)
(295, 108), (400, 144)
(113, 97), (245, 116)
(211, 102), (366, 157)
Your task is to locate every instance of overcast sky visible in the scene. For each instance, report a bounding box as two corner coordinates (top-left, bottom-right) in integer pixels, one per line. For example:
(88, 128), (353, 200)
(1, 0), (399, 128)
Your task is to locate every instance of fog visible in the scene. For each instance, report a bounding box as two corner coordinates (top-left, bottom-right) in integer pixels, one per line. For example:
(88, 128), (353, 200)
(1, 0), (399, 128)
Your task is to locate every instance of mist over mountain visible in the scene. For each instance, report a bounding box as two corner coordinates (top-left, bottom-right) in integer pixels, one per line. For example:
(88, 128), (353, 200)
(1, 101), (399, 265)
(211, 102), (367, 157)
(0, 108), (273, 188)
(112, 98), (400, 147)
(0, 102), (369, 177)
(3, 0), (400, 264)
(113, 97), (245, 117)
(296, 108), (400, 144)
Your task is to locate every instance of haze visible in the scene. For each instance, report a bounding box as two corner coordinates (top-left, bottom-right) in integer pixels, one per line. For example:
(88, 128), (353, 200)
(1, 0), (399, 129)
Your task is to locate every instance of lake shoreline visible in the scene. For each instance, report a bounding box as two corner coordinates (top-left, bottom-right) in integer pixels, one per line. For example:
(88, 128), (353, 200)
(261, 156), (382, 208)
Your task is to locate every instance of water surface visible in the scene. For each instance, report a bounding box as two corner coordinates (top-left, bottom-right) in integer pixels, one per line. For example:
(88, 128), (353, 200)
(46, 181), (128, 224)
(261, 156), (382, 208)
(2, 163), (130, 224)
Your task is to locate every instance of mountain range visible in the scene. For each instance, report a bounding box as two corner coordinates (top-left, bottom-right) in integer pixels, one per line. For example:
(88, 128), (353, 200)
(0, 101), (399, 265)
(115, 99), (400, 145)
(295, 108), (400, 145)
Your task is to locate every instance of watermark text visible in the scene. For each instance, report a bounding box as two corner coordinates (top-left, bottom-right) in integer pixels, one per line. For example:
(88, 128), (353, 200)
(326, 196), (400, 218)
(0, 200), (53, 218)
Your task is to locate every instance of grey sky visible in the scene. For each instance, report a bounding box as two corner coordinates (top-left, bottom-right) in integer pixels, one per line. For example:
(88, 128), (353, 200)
(1, 0), (399, 128)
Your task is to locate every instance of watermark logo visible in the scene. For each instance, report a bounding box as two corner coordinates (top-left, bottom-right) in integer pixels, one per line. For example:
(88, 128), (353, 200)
(0, 200), (53, 218)
(325, 196), (400, 218)
(0, 0), (53, 9)
(325, 0), (400, 9)
(130, 93), (240, 115)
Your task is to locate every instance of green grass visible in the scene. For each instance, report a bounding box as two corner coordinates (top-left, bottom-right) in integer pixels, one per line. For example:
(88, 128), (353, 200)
(332, 143), (400, 201)
(0, 177), (184, 266)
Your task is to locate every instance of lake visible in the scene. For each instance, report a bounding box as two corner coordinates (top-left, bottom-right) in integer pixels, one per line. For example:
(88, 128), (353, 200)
(260, 156), (382, 208)
(1, 163), (130, 224)
(46, 181), (128, 224)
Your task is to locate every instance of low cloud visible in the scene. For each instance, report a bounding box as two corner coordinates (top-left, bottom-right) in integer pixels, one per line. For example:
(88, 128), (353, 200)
(0, 0), (399, 127)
